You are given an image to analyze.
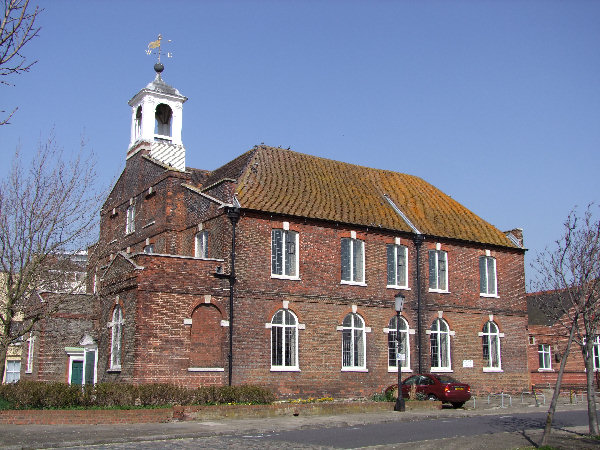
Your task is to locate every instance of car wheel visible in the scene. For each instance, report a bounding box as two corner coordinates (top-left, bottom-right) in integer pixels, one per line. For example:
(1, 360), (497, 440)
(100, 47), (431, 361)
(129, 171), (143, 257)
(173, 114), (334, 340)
(427, 394), (438, 401)
(451, 402), (465, 409)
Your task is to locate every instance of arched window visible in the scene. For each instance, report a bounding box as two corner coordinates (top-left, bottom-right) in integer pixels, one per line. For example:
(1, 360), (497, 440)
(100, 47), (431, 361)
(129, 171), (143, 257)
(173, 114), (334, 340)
(430, 318), (451, 370)
(342, 313), (366, 369)
(388, 316), (409, 370)
(482, 321), (502, 370)
(154, 103), (173, 139)
(190, 304), (224, 369)
(271, 309), (298, 370)
(134, 106), (142, 140)
(109, 305), (123, 370)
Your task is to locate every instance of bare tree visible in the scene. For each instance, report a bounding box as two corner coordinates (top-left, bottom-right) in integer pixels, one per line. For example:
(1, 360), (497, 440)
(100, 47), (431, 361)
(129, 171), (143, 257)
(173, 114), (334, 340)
(0, 137), (101, 379)
(1, 0), (41, 124)
(532, 204), (600, 443)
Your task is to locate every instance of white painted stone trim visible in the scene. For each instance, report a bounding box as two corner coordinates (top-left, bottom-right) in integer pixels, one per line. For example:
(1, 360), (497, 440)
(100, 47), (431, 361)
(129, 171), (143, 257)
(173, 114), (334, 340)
(188, 367), (224, 372)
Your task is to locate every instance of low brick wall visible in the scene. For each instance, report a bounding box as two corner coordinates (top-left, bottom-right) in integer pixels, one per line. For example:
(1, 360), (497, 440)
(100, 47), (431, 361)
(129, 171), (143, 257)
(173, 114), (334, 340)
(0, 408), (173, 425)
(0, 401), (441, 425)
(174, 400), (441, 421)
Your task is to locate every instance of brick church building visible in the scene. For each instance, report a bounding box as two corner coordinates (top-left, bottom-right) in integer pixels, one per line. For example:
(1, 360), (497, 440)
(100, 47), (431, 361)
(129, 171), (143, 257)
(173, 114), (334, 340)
(81, 62), (531, 398)
(12, 63), (531, 397)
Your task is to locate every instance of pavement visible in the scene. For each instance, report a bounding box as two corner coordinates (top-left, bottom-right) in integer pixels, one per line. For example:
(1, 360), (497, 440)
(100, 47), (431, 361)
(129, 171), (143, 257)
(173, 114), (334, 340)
(0, 397), (599, 449)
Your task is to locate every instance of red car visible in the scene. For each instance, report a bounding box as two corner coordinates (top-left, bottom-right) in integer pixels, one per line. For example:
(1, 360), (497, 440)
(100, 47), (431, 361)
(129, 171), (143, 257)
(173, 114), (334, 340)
(400, 374), (471, 408)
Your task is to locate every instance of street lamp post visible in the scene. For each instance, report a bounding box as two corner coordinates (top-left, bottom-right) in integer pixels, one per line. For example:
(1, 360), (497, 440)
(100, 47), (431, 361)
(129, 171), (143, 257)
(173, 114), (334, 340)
(394, 293), (406, 412)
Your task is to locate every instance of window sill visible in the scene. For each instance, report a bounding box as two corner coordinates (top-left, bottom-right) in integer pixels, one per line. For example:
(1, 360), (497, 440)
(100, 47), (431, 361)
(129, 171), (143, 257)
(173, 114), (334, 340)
(480, 293), (499, 298)
(430, 368), (453, 373)
(340, 280), (367, 287)
(483, 368), (503, 373)
(387, 285), (411, 291)
(388, 367), (412, 373)
(271, 274), (301, 281)
(142, 221), (155, 229)
(341, 367), (368, 372)
(428, 289), (450, 294)
(270, 367), (301, 372)
(188, 367), (224, 372)
(107, 367), (121, 373)
(537, 368), (554, 372)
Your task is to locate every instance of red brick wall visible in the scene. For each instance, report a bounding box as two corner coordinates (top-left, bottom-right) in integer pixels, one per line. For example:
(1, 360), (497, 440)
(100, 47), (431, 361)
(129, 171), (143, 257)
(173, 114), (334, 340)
(528, 323), (593, 388)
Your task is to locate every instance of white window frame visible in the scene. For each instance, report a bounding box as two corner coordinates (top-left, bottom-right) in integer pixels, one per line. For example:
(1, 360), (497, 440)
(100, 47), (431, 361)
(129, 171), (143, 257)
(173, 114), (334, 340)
(386, 315), (411, 372)
(479, 255), (498, 297)
(429, 318), (452, 372)
(26, 335), (35, 373)
(3, 359), (21, 383)
(428, 250), (448, 292)
(125, 204), (135, 234)
(593, 336), (600, 371)
(538, 344), (552, 371)
(109, 306), (123, 371)
(269, 309), (300, 371)
(340, 313), (367, 371)
(341, 237), (366, 285)
(387, 244), (408, 289)
(480, 321), (503, 372)
(195, 230), (208, 258)
(271, 229), (299, 279)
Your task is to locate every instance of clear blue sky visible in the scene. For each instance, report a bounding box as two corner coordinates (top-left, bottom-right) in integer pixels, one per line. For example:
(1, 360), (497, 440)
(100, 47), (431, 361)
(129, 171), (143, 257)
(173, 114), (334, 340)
(2, 0), (599, 289)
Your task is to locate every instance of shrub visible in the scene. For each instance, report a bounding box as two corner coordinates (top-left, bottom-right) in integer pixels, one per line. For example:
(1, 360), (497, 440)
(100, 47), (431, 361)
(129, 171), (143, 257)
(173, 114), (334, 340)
(0, 381), (274, 409)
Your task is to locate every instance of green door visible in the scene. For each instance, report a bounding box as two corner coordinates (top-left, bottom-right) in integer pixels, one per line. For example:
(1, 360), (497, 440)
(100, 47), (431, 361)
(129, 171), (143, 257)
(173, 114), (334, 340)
(71, 361), (83, 385)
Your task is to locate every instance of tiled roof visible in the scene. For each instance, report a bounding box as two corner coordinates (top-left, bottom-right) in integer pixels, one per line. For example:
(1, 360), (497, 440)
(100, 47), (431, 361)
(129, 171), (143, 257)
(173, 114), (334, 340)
(527, 291), (568, 326)
(208, 145), (518, 248)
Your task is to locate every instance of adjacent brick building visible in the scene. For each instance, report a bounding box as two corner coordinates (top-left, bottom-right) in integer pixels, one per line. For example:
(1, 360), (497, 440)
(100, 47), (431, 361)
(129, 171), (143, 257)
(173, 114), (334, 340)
(527, 291), (600, 389)
(83, 63), (532, 398)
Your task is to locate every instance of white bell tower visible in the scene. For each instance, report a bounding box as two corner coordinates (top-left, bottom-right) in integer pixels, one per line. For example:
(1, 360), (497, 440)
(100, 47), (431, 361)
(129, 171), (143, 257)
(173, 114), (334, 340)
(127, 62), (187, 171)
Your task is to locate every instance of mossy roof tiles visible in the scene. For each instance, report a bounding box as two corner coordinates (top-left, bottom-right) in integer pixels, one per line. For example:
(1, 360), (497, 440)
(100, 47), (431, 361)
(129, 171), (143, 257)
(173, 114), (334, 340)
(207, 145), (518, 249)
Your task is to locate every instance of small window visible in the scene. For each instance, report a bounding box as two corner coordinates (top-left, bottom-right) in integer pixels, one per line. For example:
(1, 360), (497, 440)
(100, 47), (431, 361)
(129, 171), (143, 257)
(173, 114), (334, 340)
(538, 344), (552, 370)
(428, 250), (448, 292)
(271, 230), (298, 278)
(341, 313), (366, 369)
(271, 309), (299, 370)
(482, 321), (501, 370)
(593, 336), (600, 371)
(110, 305), (123, 370)
(479, 256), (497, 296)
(430, 318), (451, 370)
(387, 244), (408, 288)
(341, 238), (365, 284)
(126, 205), (135, 234)
(195, 231), (208, 258)
(4, 360), (21, 383)
(388, 316), (409, 370)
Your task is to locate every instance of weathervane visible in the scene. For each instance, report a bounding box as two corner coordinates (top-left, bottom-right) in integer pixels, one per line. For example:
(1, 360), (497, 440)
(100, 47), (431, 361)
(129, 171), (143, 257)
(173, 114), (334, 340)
(146, 34), (173, 63)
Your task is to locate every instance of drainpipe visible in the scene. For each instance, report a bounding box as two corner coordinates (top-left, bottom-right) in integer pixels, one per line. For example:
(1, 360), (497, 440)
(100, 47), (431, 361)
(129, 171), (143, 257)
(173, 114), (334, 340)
(213, 206), (240, 386)
(413, 234), (424, 373)
(226, 207), (240, 386)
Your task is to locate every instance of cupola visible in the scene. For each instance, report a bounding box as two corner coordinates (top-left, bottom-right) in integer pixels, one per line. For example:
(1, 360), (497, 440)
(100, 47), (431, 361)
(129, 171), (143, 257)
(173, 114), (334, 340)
(127, 62), (188, 171)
